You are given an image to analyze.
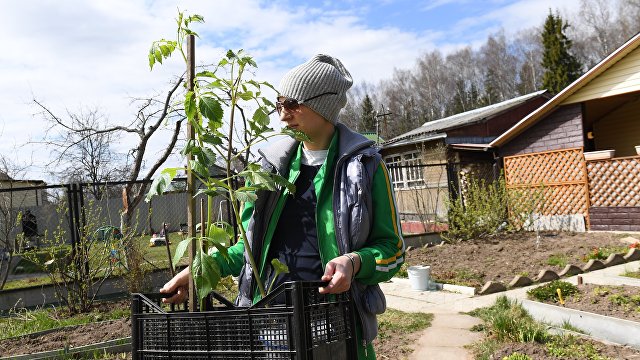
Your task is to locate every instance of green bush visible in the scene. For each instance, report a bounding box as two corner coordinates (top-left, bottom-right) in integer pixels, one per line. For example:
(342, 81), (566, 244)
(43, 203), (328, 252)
(444, 174), (508, 242)
(444, 172), (547, 242)
(527, 280), (579, 302)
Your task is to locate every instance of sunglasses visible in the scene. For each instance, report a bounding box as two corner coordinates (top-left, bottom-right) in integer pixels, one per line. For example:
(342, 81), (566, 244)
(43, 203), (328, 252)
(275, 92), (337, 114)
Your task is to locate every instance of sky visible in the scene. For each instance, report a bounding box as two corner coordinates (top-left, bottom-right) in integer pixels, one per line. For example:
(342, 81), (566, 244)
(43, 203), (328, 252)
(0, 0), (583, 182)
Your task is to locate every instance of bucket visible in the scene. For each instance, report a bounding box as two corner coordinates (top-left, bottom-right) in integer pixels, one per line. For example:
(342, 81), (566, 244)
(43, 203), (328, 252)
(407, 265), (431, 291)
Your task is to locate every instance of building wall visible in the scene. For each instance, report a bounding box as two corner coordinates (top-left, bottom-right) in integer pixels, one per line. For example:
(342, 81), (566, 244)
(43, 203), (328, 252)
(564, 44), (640, 104)
(0, 181), (45, 208)
(594, 97), (640, 157)
(590, 207), (640, 231)
(500, 104), (584, 157)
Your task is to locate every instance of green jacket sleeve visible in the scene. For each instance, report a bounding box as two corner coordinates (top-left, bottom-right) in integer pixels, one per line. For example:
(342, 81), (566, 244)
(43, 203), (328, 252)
(211, 200), (253, 277)
(353, 161), (405, 285)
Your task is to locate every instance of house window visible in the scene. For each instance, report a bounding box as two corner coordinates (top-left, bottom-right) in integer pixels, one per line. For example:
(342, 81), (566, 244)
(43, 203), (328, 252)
(385, 151), (424, 189)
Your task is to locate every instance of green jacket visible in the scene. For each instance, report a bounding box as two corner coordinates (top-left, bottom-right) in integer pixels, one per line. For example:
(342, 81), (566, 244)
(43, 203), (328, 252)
(212, 124), (404, 358)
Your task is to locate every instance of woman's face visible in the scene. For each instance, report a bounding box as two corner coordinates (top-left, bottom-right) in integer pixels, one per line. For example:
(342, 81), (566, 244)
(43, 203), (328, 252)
(278, 97), (333, 144)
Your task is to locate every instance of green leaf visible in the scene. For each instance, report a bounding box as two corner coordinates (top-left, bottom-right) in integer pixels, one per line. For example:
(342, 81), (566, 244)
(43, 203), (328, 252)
(154, 49), (163, 64)
(237, 91), (254, 101)
(261, 97), (275, 107)
(180, 139), (196, 156)
(199, 96), (223, 123)
(252, 107), (271, 127)
(271, 173), (296, 194)
(196, 70), (217, 78)
(201, 133), (223, 145)
(271, 258), (289, 276)
(192, 249), (221, 302)
(194, 187), (226, 199)
(235, 189), (258, 203)
(238, 167), (277, 191)
(189, 159), (209, 178)
(159, 44), (171, 57)
(201, 147), (217, 165)
(282, 127), (311, 142)
(145, 167), (181, 202)
(226, 49), (237, 59)
(182, 28), (200, 38)
(148, 51), (156, 70)
(172, 238), (191, 268)
(215, 221), (235, 240)
(185, 91), (196, 121)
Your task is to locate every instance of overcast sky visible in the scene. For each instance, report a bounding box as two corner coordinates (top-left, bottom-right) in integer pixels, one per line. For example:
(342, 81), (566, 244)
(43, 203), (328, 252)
(0, 0), (582, 181)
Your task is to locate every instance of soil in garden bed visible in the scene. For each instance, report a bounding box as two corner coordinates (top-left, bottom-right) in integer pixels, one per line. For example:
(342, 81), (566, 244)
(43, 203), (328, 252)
(0, 318), (130, 357)
(491, 338), (640, 360)
(541, 283), (640, 322)
(404, 231), (634, 291)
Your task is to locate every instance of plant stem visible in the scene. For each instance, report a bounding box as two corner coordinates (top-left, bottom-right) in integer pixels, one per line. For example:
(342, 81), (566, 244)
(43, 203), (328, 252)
(225, 60), (266, 299)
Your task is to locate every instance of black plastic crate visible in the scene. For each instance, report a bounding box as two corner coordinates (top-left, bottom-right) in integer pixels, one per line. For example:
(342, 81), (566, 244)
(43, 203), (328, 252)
(131, 281), (357, 359)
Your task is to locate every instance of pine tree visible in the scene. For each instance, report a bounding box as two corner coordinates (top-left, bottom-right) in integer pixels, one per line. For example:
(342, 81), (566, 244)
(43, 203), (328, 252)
(359, 94), (376, 132)
(541, 11), (582, 95)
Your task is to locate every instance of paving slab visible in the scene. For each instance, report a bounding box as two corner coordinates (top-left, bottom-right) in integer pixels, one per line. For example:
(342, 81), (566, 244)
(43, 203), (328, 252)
(382, 260), (640, 359)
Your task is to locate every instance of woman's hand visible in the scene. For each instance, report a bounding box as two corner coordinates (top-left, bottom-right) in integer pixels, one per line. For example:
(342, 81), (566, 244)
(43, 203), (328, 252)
(160, 267), (190, 303)
(319, 253), (360, 294)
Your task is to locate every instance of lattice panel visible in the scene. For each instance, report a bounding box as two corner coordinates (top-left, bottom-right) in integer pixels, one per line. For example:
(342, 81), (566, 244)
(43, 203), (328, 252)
(504, 148), (589, 226)
(587, 157), (640, 207)
(504, 148), (585, 186)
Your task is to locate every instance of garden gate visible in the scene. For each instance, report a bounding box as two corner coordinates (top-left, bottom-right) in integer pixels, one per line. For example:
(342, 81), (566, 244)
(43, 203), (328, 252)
(503, 147), (590, 228)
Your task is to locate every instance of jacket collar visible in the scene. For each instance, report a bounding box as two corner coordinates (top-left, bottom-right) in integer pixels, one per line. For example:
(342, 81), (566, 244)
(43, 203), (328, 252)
(258, 123), (375, 174)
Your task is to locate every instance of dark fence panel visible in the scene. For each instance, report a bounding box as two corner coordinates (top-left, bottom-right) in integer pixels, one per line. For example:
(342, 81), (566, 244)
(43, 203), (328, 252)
(0, 178), (230, 253)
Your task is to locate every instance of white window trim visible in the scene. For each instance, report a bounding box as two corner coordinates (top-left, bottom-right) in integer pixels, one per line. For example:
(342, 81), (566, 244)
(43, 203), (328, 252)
(384, 150), (426, 190)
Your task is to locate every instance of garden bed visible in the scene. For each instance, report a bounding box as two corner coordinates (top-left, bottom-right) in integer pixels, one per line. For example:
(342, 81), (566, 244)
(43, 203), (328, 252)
(403, 231), (635, 291)
(470, 295), (640, 360)
(535, 283), (640, 322)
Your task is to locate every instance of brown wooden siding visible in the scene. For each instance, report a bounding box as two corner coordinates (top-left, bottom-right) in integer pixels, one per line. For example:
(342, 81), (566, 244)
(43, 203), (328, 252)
(499, 104), (584, 157)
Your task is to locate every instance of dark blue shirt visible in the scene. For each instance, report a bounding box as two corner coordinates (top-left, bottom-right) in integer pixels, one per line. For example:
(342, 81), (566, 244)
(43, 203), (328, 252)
(267, 164), (324, 293)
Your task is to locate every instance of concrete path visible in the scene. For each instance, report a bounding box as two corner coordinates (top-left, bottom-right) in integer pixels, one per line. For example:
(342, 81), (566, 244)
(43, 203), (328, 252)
(380, 260), (640, 359)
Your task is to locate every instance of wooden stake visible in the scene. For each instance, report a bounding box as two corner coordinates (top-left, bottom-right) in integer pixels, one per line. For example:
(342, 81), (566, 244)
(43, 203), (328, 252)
(163, 222), (175, 278)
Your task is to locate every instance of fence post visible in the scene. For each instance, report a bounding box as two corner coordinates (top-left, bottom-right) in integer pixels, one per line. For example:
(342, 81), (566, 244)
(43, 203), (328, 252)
(446, 162), (461, 202)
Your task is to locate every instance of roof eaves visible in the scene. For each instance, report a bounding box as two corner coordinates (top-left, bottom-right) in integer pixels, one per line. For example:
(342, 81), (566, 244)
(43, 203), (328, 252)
(490, 32), (640, 148)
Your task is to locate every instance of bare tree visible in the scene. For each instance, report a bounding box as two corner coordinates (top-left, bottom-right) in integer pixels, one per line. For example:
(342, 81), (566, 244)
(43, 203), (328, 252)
(34, 77), (185, 234)
(513, 30), (544, 95)
(480, 31), (519, 103)
(35, 106), (126, 198)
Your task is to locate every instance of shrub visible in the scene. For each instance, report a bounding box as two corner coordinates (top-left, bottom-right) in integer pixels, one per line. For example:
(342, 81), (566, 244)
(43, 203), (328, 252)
(527, 280), (579, 303)
(444, 174), (508, 241)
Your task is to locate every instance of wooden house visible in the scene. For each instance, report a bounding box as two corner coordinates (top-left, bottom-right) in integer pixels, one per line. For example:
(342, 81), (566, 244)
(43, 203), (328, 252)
(490, 32), (640, 232)
(381, 90), (549, 232)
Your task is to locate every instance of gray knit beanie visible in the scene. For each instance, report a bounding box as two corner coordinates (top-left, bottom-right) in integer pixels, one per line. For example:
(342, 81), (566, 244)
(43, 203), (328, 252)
(279, 54), (353, 124)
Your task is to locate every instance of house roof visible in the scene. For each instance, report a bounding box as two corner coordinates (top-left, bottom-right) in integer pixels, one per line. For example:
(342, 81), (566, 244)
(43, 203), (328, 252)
(361, 131), (385, 143)
(490, 31), (640, 148)
(383, 90), (547, 148)
(0, 171), (11, 181)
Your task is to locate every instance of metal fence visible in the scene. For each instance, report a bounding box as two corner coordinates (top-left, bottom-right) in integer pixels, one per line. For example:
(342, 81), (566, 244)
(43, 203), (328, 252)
(387, 161), (499, 231)
(0, 178), (231, 253)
